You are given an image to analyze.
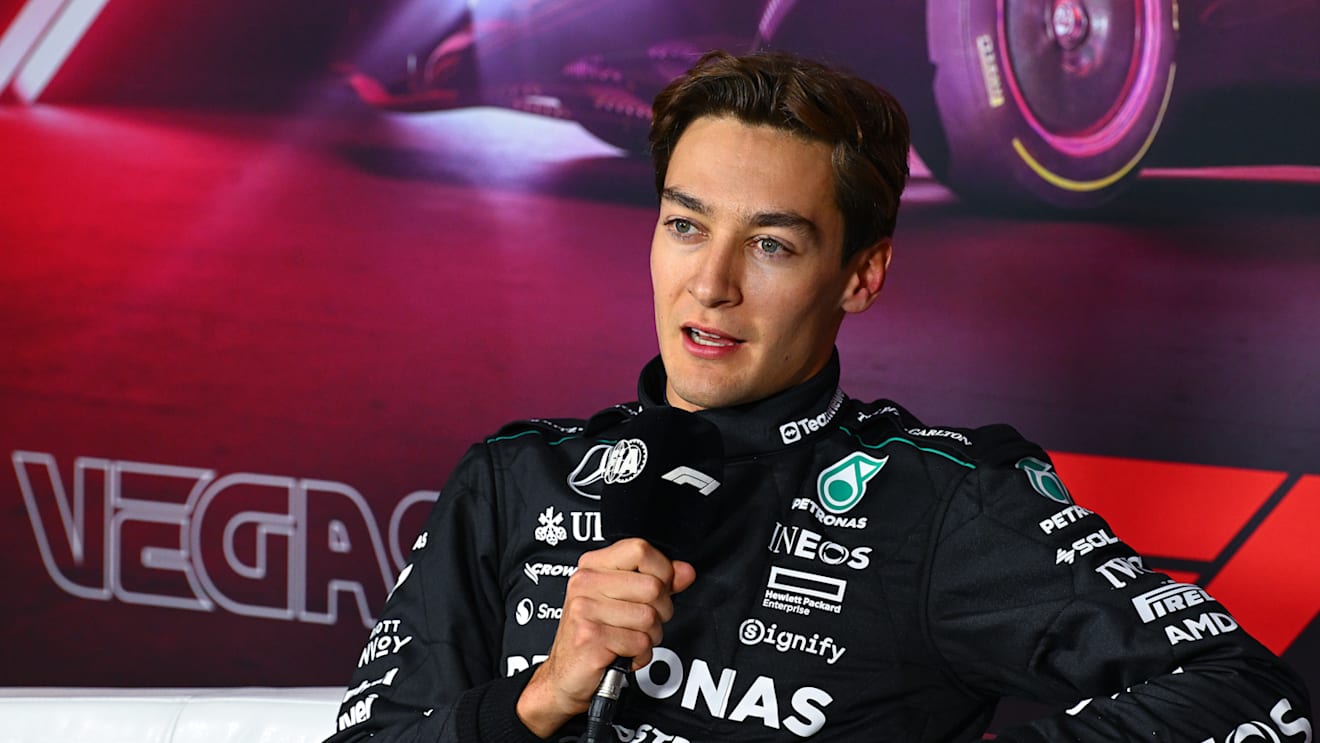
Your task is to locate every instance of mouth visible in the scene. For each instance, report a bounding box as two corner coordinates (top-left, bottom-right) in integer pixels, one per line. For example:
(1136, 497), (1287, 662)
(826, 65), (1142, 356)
(684, 325), (742, 348)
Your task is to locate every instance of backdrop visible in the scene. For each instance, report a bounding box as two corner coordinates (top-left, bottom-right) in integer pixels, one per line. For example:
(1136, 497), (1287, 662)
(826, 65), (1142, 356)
(2, 0), (1317, 723)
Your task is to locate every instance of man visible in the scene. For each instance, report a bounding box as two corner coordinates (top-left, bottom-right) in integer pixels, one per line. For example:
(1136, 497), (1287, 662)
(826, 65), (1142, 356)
(326, 50), (1311, 742)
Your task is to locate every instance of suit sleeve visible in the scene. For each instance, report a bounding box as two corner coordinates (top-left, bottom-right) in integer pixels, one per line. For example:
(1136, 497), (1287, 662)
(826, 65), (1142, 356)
(925, 443), (1313, 742)
(321, 443), (545, 743)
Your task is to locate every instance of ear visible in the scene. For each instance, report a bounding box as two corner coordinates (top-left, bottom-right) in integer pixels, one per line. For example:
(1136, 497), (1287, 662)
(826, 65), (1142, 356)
(840, 239), (892, 314)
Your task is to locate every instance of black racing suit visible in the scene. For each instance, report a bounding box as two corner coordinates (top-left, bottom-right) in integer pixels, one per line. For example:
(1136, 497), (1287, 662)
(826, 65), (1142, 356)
(324, 354), (1312, 742)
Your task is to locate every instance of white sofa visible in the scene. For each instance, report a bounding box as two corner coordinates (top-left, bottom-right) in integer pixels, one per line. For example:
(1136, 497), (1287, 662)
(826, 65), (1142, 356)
(0, 687), (342, 743)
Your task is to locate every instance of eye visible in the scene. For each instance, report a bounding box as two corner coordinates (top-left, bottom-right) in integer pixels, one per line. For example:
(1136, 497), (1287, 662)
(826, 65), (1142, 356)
(664, 217), (704, 243)
(755, 236), (787, 256)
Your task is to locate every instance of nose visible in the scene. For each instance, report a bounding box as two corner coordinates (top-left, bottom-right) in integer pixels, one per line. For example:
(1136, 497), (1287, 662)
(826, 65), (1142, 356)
(687, 239), (742, 308)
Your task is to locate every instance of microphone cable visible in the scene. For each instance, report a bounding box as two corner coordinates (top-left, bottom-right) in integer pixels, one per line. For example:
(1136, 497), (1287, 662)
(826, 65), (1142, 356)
(582, 657), (630, 743)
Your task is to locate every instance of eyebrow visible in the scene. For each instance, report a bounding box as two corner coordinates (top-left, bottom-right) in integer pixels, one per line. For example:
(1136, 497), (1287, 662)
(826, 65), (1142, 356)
(661, 187), (820, 240)
(661, 187), (711, 215)
(751, 210), (819, 240)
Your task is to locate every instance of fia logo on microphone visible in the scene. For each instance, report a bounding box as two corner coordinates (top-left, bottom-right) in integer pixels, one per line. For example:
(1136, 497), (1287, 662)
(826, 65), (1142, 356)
(603, 439), (647, 484)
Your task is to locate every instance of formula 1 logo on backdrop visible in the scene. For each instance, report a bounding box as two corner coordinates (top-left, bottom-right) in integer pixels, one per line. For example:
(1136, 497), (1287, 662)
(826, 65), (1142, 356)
(1050, 451), (1320, 657)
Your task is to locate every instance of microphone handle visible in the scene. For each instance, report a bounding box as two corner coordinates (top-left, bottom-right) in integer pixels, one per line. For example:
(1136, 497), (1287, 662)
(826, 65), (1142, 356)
(582, 656), (632, 743)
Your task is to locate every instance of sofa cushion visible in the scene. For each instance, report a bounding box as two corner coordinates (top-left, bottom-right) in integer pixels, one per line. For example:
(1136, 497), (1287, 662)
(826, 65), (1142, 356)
(0, 687), (341, 743)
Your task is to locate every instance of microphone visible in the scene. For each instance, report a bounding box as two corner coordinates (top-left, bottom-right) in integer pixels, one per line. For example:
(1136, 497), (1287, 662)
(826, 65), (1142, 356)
(582, 406), (725, 743)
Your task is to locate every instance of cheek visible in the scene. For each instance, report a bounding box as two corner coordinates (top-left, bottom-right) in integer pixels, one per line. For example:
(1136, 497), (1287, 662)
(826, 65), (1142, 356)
(649, 244), (670, 290)
(650, 254), (687, 305)
(649, 239), (668, 285)
(650, 267), (670, 309)
(650, 265), (679, 329)
(649, 265), (667, 311)
(756, 275), (827, 319)
(768, 283), (843, 342)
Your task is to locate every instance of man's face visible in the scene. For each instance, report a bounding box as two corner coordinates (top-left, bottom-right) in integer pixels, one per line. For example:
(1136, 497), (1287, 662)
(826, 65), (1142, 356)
(651, 115), (887, 412)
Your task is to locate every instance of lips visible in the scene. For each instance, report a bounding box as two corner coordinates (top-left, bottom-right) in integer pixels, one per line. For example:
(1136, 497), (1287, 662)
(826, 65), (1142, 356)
(684, 325), (742, 348)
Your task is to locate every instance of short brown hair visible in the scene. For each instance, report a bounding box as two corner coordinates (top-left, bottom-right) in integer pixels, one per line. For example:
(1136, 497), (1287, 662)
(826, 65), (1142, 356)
(649, 50), (910, 263)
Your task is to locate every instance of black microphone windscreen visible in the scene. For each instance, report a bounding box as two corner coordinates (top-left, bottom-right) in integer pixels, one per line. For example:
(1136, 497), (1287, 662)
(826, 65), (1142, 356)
(599, 406), (725, 564)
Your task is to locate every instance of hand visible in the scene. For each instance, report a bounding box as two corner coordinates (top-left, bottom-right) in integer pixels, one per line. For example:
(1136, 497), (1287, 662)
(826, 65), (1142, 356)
(515, 538), (697, 737)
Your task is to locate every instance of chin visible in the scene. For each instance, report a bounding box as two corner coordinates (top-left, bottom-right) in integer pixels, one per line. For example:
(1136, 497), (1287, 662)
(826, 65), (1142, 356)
(667, 378), (743, 411)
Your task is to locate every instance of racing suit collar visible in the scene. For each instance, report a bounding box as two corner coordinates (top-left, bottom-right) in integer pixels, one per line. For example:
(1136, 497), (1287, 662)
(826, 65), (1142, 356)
(637, 351), (846, 459)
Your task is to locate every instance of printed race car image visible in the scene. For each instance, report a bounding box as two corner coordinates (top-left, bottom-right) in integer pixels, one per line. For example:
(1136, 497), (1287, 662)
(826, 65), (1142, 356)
(340, 0), (1320, 209)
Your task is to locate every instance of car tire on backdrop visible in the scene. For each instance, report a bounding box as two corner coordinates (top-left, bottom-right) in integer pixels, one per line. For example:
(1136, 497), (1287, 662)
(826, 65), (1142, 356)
(925, 0), (1178, 209)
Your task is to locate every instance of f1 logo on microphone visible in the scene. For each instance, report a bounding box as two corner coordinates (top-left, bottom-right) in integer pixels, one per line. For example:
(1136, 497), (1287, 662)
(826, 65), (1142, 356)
(662, 467), (721, 495)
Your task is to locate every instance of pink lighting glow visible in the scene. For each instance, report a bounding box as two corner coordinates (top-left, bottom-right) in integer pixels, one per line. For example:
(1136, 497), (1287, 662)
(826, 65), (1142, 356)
(0, 0), (110, 103)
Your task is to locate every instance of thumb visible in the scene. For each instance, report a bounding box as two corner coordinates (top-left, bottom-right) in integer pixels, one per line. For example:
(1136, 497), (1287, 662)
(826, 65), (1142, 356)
(670, 560), (697, 594)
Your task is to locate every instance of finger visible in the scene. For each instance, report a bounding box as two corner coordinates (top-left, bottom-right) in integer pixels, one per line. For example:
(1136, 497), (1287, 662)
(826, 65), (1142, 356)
(569, 568), (686, 629)
(556, 595), (663, 661)
(578, 538), (676, 584)
(564, 583), (671, 638)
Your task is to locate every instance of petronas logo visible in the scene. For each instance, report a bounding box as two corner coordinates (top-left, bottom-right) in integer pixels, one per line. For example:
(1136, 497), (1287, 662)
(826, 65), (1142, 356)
(1016, 457), (1073, 504)
(817, 453), (888, 514)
